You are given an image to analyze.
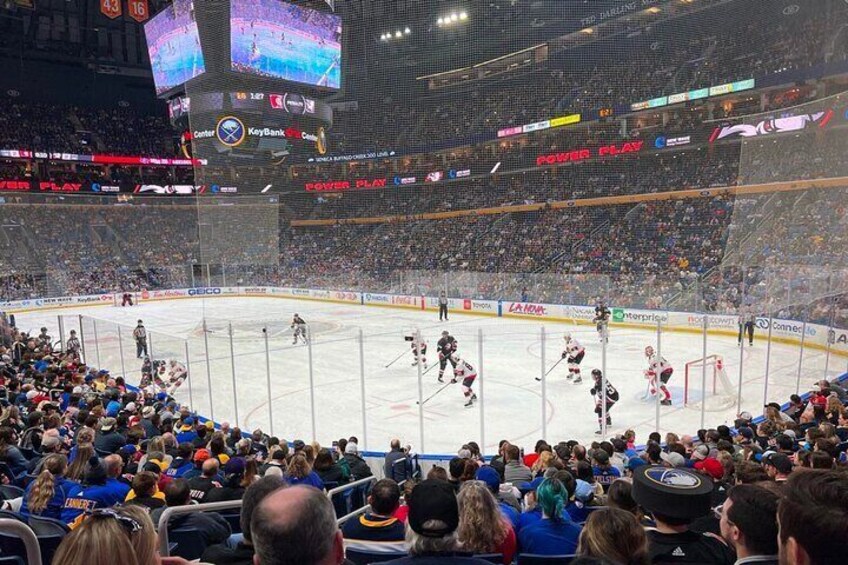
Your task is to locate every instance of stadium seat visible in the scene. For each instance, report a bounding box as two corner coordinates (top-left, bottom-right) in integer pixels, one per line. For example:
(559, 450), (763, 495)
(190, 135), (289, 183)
(0, 464), (16, 486)
(169, 527), (207, 561)
(26, 515), (69, 565)
(345, 548), (407, 564)
(517, 554), (576, 565)
(219, 511), (242, 533)
(0, 485), (24, 502)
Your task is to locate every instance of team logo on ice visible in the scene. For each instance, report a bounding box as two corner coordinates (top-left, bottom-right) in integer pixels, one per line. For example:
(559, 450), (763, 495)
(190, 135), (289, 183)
(216, 116), (246, 147)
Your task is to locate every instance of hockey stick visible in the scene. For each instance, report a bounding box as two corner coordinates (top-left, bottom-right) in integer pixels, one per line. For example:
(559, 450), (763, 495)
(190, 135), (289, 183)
(535, 357), (565, 381)
(384, 348), (409, 369)
(416, 381), (453, 405)
(422, 362), (438, 376)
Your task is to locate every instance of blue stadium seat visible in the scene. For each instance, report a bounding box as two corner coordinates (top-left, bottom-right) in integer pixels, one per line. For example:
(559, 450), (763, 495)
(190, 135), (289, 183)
(345, 548), (406, 564)
(170, 527), (207, 561)
(518, 554), (576, 565)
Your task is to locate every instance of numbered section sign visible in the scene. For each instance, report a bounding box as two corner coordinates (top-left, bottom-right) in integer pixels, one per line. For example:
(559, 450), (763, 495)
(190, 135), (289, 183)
(100, 0), (122, 19)
(129, 0), (150, 23)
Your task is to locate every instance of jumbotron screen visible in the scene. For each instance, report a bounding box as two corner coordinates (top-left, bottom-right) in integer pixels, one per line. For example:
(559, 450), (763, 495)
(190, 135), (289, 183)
(144, 0), (206, 95)
(230, 0), (342, 90)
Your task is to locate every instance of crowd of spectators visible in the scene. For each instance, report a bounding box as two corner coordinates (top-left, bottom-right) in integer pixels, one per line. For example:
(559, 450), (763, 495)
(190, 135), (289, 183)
(0, 325), (846, 564)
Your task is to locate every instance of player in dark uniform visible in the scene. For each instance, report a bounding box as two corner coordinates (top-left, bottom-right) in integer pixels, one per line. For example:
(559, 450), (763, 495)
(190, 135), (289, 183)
(593, 301), (611, 342)
(589, 369), (619, 434)
(436, 330), (458, 383)
(291, 314), (308, 344)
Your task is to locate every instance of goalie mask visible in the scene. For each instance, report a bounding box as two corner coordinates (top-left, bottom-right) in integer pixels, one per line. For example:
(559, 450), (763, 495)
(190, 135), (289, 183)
(564, 333), (572, 342)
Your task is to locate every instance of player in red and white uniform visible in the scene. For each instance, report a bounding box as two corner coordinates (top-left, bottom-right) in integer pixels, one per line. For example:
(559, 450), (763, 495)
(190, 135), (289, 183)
(166, 359), (188, 394)
(411, 336), (428, 368)
(451, 355), (478, 408)
(644, 345), (673, 406)
(561, 333), (586, 384)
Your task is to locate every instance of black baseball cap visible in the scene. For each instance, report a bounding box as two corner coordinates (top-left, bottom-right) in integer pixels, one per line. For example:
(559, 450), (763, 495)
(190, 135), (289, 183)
(408, 479), (459, 538)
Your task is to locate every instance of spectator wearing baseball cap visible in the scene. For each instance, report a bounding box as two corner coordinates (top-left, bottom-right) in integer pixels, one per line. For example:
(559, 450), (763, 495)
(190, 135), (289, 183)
(475, 465), (519, 527)
(175, 416), (198, 444)
(660, 451), (686, 468)
(384, 479), (493, 564)
(205, 457), (247, 502)
(762, 452), (792, 483)
(94, 417), (125, 454)
(591, 449), (621, 492)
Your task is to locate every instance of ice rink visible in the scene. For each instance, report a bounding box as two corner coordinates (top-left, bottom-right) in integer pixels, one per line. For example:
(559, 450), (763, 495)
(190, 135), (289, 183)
(18, 297), (844, 455)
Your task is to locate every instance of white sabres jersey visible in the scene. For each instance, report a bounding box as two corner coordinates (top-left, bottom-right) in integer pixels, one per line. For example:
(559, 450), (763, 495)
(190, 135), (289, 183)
(565, 338), (585, 357)
(454, 359), (476, 378)
(647, 354), (672, 375)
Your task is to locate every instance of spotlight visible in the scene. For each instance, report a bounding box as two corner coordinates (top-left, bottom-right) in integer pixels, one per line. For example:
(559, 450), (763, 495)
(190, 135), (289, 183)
(437, 17), (444, 25)
(459, 11), (468, 20)
(451, 13), (458, 21)
(395, 30), (402, 38)
(405, 27), (411, 34)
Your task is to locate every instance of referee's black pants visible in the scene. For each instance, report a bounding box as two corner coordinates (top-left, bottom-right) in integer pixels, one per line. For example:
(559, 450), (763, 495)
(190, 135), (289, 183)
(439, 304), (448, 321)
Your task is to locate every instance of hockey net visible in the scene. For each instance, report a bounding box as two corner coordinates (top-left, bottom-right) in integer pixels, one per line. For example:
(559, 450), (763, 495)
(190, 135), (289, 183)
(683, 355), (737, 412)
(112, 291), (142, 307)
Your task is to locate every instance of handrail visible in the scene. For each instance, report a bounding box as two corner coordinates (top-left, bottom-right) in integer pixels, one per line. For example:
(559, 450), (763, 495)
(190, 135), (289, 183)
(0, 518), (43, 565)
(326, 476), (377, 499)
(337, 504), (371, 526)
(158, 500), (243, 557)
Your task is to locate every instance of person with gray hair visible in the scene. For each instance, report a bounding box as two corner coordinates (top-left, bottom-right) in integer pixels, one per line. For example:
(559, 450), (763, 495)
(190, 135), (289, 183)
(383, 479), (492, 564)
(251, 484), (348, 565)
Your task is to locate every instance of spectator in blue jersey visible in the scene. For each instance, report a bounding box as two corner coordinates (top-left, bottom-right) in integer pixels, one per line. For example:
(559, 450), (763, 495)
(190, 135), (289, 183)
(285, 452), (324, 490)
(20, 453), (81, 520)
(476, 465), (520, 530)
(61, 454), (129, 525)
(517, 477), (582, 556)
(175, 416), (198, 444)
(164, 442), (195, 479)
(342, 478), (406, 555)
(151, 479), (231, 544)
(591, 450), (620, 493)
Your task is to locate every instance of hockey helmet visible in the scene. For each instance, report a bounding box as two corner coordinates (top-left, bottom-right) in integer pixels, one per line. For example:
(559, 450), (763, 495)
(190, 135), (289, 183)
(451, 354), (462, 365)
(645, 345), (655, 357)
(442, 330), (450, 337)
(591, 369), (602, 379)
(563, 332), (572, 342)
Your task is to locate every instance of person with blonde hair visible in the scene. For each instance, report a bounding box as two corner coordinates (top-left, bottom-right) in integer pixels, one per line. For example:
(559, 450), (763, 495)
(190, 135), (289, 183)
(457, 480), (516, 564)
(531, 450), (555, 478)
(577, 506), (649, 565)
(53, 505), (159, 565)
(20, 453), (80, 520)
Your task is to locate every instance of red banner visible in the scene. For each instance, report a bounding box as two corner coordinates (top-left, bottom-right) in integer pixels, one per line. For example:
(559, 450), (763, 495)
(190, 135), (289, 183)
(128, 0), (149, 23)
(100, 0), (122, 19)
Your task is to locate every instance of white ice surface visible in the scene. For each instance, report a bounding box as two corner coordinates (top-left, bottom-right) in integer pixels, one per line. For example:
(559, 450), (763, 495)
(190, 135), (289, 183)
(18, 297), (844, 455)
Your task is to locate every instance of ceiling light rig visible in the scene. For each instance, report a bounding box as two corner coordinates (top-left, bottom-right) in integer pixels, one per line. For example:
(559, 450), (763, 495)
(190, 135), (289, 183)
(380, 27), (412, 42)
(437, 10), (469, 27)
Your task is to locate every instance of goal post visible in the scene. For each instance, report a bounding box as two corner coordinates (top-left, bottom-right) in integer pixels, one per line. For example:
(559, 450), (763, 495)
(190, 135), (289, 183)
(684, 354), (737, 412)
(112, 291), (143, 307)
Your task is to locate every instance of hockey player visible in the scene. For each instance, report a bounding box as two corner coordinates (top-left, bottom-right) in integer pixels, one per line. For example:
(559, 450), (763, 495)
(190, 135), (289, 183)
(37, 327), (52, 348)
(561, 333), (586, 383)
(291, 314), (308, 345)
(593, 300), (611, 342)
(121, 292), (134, 307)
(410, 335), (428, 368)
(644, 345), (673, 406)
(436, 330), (458, 383)
(451, 355), (478, 408)
(589, 369), (619, 434)
(166, 359), (188, 393)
